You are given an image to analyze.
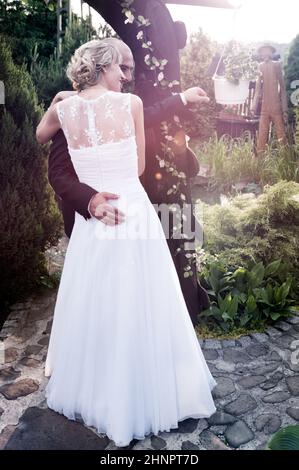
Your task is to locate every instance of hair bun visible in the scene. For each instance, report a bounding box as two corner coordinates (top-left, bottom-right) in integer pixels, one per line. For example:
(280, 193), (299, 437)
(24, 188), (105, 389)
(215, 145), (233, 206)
(66, 39), (121, 91)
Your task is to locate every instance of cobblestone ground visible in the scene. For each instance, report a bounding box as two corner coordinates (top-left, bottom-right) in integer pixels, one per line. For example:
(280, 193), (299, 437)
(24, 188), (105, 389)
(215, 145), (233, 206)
(0, 237), (298, 450)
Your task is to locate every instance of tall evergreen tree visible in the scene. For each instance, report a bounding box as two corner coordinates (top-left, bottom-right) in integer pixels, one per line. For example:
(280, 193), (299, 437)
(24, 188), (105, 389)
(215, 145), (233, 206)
(284, 34), (299, 125)
(0, 0), (60, 67)
(0, 35), (61, 319)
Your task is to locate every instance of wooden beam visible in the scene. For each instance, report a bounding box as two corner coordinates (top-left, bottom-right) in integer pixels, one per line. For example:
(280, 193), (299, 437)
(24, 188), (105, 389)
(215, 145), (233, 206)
(164, 0), (234, 8)
(85, 0), (235, 14)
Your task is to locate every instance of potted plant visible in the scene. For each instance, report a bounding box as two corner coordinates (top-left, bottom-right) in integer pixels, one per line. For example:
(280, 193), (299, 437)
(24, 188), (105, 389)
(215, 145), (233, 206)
(213, 40), (259, 105)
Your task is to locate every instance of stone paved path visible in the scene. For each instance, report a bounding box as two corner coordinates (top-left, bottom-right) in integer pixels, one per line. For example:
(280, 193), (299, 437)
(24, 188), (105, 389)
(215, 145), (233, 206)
(0, 238), (299, 450)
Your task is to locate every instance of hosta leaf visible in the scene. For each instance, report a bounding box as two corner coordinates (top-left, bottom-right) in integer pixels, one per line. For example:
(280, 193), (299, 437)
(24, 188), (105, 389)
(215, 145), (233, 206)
(265, 260), (281, 278)
(267, 425), (299, 450)
(249, 262), (265, 288)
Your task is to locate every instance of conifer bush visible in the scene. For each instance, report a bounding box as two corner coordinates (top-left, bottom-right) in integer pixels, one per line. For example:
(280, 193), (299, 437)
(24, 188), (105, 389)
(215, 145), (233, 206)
(0, 35), (61, 314)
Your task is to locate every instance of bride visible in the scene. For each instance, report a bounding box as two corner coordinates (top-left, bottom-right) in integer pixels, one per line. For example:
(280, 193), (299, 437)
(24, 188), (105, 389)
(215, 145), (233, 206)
(36, 39), (216, 448)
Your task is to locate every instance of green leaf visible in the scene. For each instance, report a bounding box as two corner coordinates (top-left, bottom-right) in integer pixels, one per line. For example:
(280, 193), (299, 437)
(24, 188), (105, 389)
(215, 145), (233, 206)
(240, 313), (251, 327)
(270, 311), (282, 321)
(272, 278), (292, 306)
(267, 425), (299, 450)
(255, 286), (274, 306)
(249, 262), (265, 288)
(245, 294), (257, 314)
(222, 312), (233, 322)
(228, 295), (239, 318)
(238, 292), (248, 304)
(264, 260), (281, 278)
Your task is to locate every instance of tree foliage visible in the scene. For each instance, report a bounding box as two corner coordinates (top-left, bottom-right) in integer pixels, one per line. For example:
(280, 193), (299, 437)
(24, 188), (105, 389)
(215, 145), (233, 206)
(180, 29), (218, 140)
(0, 0), (60, 67)
(0, 35), (61, 314)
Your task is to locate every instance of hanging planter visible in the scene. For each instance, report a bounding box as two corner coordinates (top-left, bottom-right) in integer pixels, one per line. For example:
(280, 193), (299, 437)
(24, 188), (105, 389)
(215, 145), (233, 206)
(213, 41), (259, 105)
(213, 76), (250, 105)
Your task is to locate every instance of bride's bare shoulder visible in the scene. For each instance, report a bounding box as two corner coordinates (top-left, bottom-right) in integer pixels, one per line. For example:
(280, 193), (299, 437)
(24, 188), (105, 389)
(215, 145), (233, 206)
(129, 93), (143, 111)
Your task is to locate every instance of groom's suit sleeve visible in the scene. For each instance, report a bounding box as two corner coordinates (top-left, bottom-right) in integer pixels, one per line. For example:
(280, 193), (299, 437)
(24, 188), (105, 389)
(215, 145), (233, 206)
(48, 130), (97, 220)
(144, 94), (186, 128)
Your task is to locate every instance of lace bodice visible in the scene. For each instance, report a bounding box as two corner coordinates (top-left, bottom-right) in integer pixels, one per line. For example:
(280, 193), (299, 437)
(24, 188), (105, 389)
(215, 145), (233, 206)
(56, 91), (135, 151)
(55, 90), (144, 199)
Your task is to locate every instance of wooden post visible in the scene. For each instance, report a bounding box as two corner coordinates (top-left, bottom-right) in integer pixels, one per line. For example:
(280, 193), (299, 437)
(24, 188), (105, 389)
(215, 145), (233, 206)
(56, 0), (63, 57)
(68, 0), (72, 26)
(56, 0), (71, 58)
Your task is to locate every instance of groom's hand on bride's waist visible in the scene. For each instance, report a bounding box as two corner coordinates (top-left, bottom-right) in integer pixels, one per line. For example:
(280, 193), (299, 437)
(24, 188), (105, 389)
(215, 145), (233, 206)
(88, 192), (125, 225)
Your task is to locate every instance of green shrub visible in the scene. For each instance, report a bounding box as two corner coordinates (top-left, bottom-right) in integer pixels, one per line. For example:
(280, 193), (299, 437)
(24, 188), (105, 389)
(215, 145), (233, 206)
(284, 33), (299, 125)
(0, 35), (61, 315)
(200, 259), (295, 332)
(0, 0), (57, 68)
(196, 181), (299, 331)
(200, 181), (299, 273)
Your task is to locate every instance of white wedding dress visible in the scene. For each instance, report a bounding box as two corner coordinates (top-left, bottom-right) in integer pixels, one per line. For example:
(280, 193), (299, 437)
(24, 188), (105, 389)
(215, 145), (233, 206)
(45, 90), (216, 447)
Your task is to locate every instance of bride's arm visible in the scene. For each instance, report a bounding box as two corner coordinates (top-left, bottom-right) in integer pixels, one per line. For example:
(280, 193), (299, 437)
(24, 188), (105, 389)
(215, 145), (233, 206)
(36, 91), (77, 145)
(36, 103), (60, 145)
(131, 94), (145, 176)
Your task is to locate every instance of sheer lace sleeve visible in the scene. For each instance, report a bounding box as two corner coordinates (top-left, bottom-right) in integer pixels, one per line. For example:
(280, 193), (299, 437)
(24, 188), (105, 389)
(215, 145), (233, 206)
(56, 92), (135, 151)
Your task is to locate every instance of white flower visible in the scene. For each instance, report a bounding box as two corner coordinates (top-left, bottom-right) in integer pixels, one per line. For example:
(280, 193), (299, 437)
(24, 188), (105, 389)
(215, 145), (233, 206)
(136, 31), (143, 40)
(157, 72), (164, 82)
(137, 15), (150, 26)
(124, 11), (134, 24)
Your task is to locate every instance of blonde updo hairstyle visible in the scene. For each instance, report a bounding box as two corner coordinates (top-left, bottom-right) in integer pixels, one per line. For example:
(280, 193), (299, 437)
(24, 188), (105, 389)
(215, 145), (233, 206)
(66, 39), (122, 92)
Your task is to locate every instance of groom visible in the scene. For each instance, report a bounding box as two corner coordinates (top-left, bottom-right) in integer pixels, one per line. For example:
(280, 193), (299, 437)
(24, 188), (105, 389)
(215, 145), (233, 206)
(48, 38), (209, 324)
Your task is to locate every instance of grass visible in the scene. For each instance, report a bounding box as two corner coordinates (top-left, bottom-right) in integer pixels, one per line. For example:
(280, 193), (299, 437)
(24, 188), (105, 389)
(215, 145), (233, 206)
(190, 132), (299, 195)
(195, 321), (267, 340)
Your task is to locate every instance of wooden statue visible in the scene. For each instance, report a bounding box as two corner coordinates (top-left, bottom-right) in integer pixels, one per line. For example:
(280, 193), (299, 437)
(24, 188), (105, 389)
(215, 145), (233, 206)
(251, 44), (288, 154)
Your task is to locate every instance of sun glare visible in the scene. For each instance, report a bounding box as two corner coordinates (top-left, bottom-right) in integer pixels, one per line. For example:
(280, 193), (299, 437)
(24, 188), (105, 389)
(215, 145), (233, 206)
(167, 0), (299, 44)
(71, 0), (299, 45)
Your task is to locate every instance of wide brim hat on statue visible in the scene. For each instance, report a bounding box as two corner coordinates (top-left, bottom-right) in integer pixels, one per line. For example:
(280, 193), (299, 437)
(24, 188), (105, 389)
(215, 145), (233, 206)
(257, 44), (277, 55)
